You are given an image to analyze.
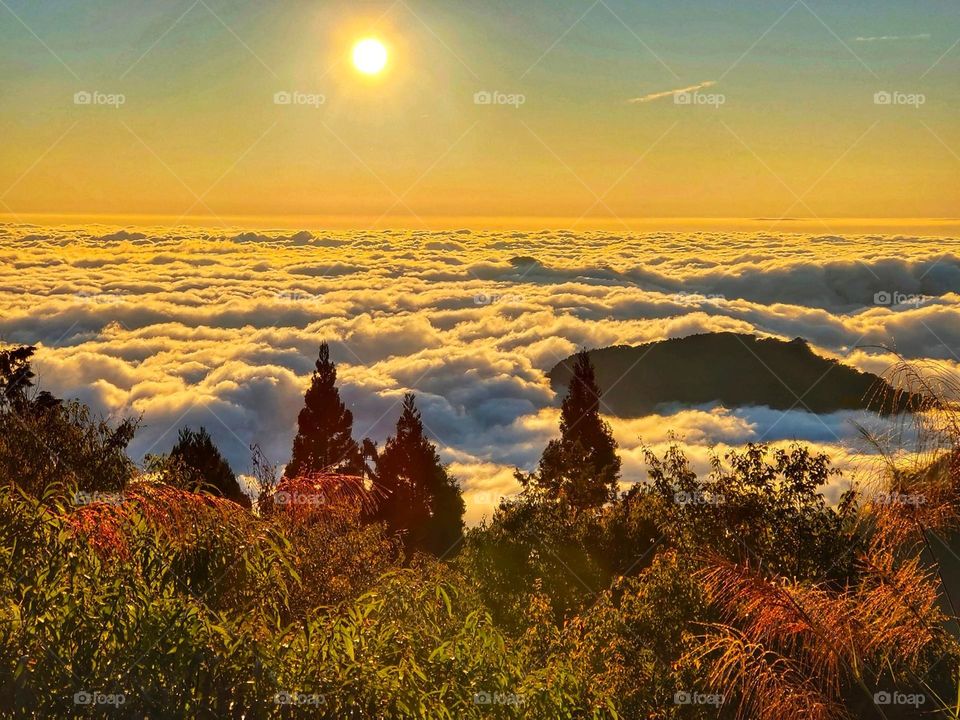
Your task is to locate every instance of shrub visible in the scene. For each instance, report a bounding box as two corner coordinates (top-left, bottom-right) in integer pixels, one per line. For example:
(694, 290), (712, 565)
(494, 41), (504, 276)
(0, 400), (137, 499)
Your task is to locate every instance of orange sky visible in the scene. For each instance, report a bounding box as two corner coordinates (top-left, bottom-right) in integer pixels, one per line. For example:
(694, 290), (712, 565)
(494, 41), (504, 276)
(0, 1), (957, 226)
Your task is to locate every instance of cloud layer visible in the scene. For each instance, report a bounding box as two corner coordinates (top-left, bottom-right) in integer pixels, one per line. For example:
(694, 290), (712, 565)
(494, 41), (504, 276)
(2, 224), (958, 523)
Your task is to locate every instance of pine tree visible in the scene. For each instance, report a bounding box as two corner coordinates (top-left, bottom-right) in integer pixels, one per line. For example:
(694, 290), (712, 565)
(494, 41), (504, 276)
(285, 342), (364, 478)
(170, 427), (251, 508)
(373, 393), (465, 556)
(524, 350), (621, 508)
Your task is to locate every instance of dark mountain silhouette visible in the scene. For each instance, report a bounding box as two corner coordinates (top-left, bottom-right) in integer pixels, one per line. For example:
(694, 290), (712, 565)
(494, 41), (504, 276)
(548, 333), (919, 417)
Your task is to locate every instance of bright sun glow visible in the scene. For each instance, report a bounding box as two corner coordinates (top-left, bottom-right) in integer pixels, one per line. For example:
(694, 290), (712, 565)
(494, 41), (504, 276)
(352, 38), (387, 75)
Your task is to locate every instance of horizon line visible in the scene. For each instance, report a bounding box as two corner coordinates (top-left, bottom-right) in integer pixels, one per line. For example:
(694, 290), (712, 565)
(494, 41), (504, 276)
(2, 212), (959, 234)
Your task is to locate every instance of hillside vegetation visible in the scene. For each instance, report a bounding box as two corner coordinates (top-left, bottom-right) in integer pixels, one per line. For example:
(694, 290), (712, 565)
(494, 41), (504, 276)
(1, 342), (959, 718)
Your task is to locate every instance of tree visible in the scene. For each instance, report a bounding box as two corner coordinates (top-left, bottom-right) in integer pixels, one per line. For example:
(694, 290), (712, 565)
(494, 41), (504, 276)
(521, 350), (621, 508)
(169, 427), (251, 508)
(285, 343), (364, 478)
(0, 345), (60, 413)
(0, 345), (129, 498)
(0, 345), (36, 409)
(645, 442), (858, 582)
(373, 394), (465, 556)
(1, 399), (137, 498)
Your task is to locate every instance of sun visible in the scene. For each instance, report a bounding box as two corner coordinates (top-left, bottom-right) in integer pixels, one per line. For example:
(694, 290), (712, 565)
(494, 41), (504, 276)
(352, 38), (388, 75)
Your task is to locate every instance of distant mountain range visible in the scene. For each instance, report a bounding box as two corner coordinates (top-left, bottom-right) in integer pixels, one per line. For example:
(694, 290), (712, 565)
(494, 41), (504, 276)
(548, 333), (919, 416)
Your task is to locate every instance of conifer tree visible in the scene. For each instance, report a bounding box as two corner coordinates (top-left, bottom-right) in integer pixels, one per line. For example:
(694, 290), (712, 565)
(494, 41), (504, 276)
(373, 393), (465, 555)
(285, 342), (364, 478)
(523, 350), (621, 508)
(170, 426), (251, 508)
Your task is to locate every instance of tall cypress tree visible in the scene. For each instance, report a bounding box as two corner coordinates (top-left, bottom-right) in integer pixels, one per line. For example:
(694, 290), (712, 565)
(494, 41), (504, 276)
(285, 342), (364, 478)
(524, 350), (621, 508)
(373, 393), (465, 556)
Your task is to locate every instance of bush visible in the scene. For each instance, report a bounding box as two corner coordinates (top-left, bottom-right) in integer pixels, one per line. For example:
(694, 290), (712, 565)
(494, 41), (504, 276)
(0, 400), (137, 499)
(645, 442), (860, 582)
(0, 482), (620, 718)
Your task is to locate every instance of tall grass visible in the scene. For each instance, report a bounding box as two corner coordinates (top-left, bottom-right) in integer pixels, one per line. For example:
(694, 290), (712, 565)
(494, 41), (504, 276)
(688, 357), (960, 720)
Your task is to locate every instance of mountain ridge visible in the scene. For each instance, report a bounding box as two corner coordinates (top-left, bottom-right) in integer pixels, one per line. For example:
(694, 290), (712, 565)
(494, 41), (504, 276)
(547, 332), (918, 416)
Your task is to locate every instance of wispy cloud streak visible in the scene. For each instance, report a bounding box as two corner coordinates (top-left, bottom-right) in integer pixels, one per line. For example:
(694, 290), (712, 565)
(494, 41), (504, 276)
(853, 33), (930, 42)
(628, 80), (716, 104)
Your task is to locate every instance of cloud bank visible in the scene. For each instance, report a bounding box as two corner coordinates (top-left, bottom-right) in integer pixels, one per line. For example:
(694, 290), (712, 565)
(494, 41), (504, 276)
(2, 224), (957, 523)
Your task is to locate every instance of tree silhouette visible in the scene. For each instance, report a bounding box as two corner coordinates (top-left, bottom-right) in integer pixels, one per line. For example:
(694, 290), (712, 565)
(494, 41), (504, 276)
(285, 342), (364, 478)
(373, 393), (464, 556)
(170, 427), (251, 508)
(522, 350), (621, 508)
(1, 344), (134, 497)
(0, 345), (60, 413)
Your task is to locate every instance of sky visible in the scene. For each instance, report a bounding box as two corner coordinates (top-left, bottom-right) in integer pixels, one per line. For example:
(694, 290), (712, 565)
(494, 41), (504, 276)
(1, 0), (958, 225)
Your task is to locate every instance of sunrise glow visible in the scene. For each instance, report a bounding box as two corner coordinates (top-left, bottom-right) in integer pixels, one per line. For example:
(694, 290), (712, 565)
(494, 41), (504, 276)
(352, 38), (387, 75)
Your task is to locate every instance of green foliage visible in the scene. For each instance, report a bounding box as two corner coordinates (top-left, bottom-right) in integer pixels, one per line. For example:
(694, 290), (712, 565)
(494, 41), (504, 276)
(0, 399), (137, 499)
(0, 483), (276, 717)
(459, 486), (663, 632)
(0, 344), (955, 719)
(645, 442), (860, 582)
(268, 566), (612, 719)
(0, 484), (616, 718)
(459, 495), (608, 630)
(0, 345), (135, 499)
(552, 551), (715, 719)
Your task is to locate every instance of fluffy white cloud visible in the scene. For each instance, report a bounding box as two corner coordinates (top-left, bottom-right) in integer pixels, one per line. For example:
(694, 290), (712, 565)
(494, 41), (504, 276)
(2, 224), (957, 521)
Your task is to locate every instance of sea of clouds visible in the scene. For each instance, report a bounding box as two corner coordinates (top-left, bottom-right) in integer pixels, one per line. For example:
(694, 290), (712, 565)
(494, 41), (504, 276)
(2, 224), (959, 523)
